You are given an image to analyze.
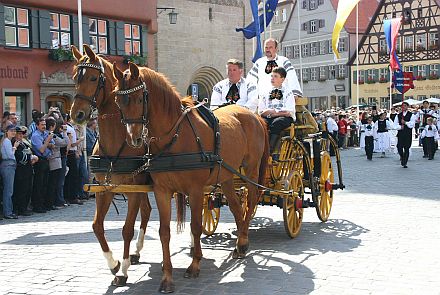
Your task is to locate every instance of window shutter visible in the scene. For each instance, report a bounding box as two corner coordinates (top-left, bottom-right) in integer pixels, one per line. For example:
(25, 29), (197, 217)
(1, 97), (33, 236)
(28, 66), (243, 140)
(302, 0), (307, 9)
(31, 9), (40, 48)
(324, 66), (329, 79)
(318, 0), (324, 5)
(353, 71), (357, 83)
(412, 66), (418, 77)
(302, 22), (308, 31)
(0, 5), (5, 46)
(38, 10), (51, 49)
(108, 21), (117, 55)
(307, 21), (311, 34)
(374, 69), (379, 80)
(116, 21), (125, 55)
(425, 64), (430, 77)
(386, 68), (390, 82)
(141, 25), (148, 58)
(72, 16), (89, 48)
(437, 64), (440, 76)
(82, 17), (89, 48)
(319, 19), (325, 28)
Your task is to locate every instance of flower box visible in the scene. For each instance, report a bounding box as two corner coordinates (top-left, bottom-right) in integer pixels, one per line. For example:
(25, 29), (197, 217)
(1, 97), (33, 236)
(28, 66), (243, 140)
(428, 74), (439, 80)
(357, 80), (364, 85)
(379, 77), (388, 83)
(48, 48), (74, 62)
(123, 54), (147, 66)
(416, 75), (426, 81)
(366, 78), (376, 84)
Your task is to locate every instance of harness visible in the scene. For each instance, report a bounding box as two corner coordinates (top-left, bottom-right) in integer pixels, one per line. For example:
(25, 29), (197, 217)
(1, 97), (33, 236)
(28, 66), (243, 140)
(75, 58), (106, 110)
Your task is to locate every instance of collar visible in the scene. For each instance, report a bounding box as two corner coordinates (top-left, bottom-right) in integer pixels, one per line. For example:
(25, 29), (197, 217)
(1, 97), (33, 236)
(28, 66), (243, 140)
(266, 55), (279, 62)
(228, 77), (244, 88)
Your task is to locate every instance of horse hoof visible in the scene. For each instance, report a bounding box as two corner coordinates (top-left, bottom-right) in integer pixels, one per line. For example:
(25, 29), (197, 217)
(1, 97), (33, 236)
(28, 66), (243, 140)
(111, 275), (127, 287)
(232, 248), (246, 259)
(238, 243), (249, 254)
(130, 254), (140, 265)
(184, 267), (200, 279)
(110, 260), (121, 275)
(159, 280), (175, 293)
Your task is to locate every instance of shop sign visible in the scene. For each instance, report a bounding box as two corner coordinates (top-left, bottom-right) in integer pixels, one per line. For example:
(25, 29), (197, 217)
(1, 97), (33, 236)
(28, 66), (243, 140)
(0, 66), (29, 80)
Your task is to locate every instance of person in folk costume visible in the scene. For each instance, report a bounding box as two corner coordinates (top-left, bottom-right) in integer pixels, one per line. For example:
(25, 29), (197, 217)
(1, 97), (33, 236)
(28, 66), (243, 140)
(358, 111), (368, 150)
(388, 107), (398, 151)
(371, 108), (380, 122)
(210, 59), (258, 112)
(374, 112), (392, 157)
(362, 117), (376, 160)
(247, 38), (302, 98)
(420, 117), (439, 160)
(258, 67), (296, 153)
(418, 100), (434, 158)
(393, 102), (416, 168)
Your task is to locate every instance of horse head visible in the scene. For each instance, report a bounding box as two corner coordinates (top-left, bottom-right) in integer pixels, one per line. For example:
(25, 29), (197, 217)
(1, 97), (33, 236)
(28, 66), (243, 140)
(71, 44), (114, 124)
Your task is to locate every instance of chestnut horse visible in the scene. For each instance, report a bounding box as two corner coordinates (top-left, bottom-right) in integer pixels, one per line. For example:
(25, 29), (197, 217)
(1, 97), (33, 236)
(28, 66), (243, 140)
(113, 62), (269, 293)
(70, 45), (152, 286)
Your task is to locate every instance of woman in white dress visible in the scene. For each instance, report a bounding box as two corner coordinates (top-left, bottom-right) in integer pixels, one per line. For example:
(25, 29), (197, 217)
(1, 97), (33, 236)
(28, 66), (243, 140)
(374, 112), (392, 157)
(358, 112), (368, 150)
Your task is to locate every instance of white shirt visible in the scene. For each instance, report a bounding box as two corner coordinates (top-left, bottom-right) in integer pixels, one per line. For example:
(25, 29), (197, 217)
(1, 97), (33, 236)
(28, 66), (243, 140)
(210, 77), (258, 112)
(421, 124), (439, 139)
(361, 123), (376, 137)
(66, 124), (77, 151)
(258, 86), (296, 119)
(247, 54), (302, 97)
(393, 111), (416, 130)
(326, 117), (338, 133)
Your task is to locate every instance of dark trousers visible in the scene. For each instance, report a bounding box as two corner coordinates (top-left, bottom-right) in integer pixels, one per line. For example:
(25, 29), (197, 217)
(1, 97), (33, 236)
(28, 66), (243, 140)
(422, 137), (428, 156)
(264, 116), (294, 136)
(365, 136), (374, 160)
(338, 133), (346, 148)
(32, 158), (49, 210)
(397, 134), (411, 166)
(13, 164), (33, 213)
(48, 169), (62, 207)
(329, 131), (338, 156)
(64, 152), (79, 201)
(425, 137), (436, 159)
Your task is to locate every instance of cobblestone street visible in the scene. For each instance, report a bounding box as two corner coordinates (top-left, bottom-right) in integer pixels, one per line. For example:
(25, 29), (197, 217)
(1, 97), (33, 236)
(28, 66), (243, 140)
(1, 145), (440, 295)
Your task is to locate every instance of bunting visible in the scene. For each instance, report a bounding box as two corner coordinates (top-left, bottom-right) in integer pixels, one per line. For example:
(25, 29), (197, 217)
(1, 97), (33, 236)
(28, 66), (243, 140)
(332, 0), (360, 60)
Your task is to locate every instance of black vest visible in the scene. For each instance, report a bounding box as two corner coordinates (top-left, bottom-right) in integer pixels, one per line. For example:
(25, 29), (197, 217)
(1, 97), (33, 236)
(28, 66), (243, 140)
(390, 113), (397, 122)
(397, 111), (413, 137)
(377, 120), (387, 133)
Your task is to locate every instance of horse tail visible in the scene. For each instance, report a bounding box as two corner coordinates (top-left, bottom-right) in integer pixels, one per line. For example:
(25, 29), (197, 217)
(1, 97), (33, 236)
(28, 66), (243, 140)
(175, 193), (186, 233)
(257, 116), (269, 188)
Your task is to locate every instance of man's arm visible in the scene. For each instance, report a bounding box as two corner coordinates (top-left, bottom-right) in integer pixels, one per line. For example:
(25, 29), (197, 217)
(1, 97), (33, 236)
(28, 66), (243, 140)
(210, 82), (223, 109)
(283, 59), (303, 97)
(244, 83), (258, 113)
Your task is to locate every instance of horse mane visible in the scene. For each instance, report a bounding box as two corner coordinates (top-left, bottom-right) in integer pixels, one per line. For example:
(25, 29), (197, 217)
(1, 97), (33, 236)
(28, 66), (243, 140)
(139, 67), (193, 117)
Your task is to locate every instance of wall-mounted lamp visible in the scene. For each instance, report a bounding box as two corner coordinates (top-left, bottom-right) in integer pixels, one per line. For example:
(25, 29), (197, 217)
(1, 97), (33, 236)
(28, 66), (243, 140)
(157, 7), (178, 25)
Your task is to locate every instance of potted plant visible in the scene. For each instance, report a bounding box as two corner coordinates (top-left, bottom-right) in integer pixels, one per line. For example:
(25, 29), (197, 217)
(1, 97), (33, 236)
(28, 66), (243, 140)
(379, 77), (388, 83)
(48, 47), (74, 62)
(358, 79), (364, 85)
(416, 75), (426, 81)
(123, 54), (147, 66)
(366, 77), (376, 84)
(428, 73), (439, 80)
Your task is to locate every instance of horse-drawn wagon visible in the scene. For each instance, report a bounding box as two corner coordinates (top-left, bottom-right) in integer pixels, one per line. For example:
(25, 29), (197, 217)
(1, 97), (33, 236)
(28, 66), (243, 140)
(71, 45), (344, 292)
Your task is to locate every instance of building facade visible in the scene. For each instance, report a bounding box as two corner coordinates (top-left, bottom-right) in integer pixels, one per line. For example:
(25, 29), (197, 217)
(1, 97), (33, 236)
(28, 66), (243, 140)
(266, 0), (294, 41)
(348, 0), (440, 108)
(280, 0), (377, 111)
(156, 0), (255, 100)
(0, 0), (157, 125)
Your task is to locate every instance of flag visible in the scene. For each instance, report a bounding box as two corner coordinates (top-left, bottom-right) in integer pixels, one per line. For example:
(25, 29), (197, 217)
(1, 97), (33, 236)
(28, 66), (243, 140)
(383, 18), (402, 71)
(332, 0), (361, 60)
(236, 0), (279, 39)
(251, 0), (263, 62)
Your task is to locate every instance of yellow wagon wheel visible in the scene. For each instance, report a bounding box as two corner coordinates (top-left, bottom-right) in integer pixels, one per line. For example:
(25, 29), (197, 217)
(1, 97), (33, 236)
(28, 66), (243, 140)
(283, 172), (304, 238)
(316, 151), (334, 222)
(202, 195), (220, 236)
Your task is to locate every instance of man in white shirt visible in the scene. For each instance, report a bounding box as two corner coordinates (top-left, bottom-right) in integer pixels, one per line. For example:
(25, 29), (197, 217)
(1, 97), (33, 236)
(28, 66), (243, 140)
(247, 38), (302, 98)
(326, 114), (339, 156)
(393, 102), (416, 168)
(210, 59), (258, 112)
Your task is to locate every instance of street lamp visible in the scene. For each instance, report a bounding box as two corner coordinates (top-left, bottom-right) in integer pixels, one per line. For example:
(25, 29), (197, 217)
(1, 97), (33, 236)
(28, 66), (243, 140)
(157, 7), (178, 25)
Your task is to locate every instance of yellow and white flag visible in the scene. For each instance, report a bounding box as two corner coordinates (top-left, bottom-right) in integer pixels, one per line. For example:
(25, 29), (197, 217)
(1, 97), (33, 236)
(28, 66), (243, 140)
(332, 0), (361, 60)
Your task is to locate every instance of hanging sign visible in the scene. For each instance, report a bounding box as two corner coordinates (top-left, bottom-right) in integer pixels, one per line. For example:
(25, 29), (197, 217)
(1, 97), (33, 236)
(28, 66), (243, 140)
(392, 70), (415, 94)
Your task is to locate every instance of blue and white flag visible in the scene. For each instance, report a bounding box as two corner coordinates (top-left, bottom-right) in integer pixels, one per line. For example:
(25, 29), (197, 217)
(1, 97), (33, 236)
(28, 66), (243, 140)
(236, 0), (279, 39)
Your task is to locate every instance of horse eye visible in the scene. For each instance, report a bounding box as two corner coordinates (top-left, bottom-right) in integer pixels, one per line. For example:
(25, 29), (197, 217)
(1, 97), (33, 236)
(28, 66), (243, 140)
(90, 76), (97, 81)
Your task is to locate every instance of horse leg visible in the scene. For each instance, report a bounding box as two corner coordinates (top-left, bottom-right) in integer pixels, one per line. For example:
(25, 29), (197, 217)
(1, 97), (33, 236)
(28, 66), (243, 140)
(92, 192), (121, 275)
(154, 187), (175, 293)
(184, 190), (204, 278)
(130, 195), (151, 265)
(221, 179), (248, 259)
(112, 193), (142, 287)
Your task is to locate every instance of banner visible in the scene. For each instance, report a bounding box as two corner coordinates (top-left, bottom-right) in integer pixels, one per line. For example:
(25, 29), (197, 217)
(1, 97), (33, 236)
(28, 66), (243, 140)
(332, 0), (360, 60)
(384, 18), (402, 71)
(236, 0), (279, 39)
(392, 70), (414, 94)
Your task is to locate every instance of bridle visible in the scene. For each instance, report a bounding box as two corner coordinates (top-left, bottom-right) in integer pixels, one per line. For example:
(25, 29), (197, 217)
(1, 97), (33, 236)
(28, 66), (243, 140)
(115, 75), (149, 141)
(74, 57), (106, 111)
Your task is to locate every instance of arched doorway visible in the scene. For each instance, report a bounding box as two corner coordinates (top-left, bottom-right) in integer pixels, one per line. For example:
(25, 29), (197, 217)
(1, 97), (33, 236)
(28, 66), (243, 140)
(46, 95), (72, 114)
(187, 67), (223, 105)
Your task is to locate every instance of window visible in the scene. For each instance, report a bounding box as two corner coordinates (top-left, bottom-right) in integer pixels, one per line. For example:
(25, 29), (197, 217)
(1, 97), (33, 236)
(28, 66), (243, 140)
(310, 20), (317, 33)
(367, 69), (375, 81)
(274, 10), (279, 24)
(302, 43), (309, 57)
(359, 70), (365, 83)
(310, 67), (317, 81)
(338, 38), (346, 52)
(429, 32), (438, 49)
(380, 97), (389, 109)
(3, 93), (27, 125)
(302, 68), (310, 81)
(284, 46), (293, 59)
(379, 39), (387, 54)
(50, 13), (71, 49)
(328, 66), (336, 80)
(404, 65), (413, 72)
(430, 64), (438, 75)
(379, 68), (388, 82)
(404, 35), (413, 51)
(4, 6), (30, 47)
(89, 19), (108, 54)
(328, 41), (333, 54)
(282, 9), (287, 22)
(320, 41), (327, 54)
(338, 65), (346, 79)
(293, 45), (300, 58)
(319, 66), (326, 80)
(368, 97), (377, 105)
(311, 42), (318, 56)
(309, 0), (317, 10)
(418, 95), (427, 101)
(124, 24), (141, 55)
(396, 36), (401, 52)
(418, 65), (426, 78)
(416, 33), (426, 50)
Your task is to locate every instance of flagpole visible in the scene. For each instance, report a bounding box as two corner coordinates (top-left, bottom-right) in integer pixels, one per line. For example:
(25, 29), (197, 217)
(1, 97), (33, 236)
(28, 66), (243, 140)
(356, 3), (359, 120)
(297, 1), (303, 91)
(78, 0), (83, 54)
(389, 65), (392, 110)
(263, 0), (267, 43)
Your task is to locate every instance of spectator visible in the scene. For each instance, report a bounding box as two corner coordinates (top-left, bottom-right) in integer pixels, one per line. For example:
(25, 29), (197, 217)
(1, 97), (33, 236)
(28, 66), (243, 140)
(326, 114), (338, 156)
(75, 123), (88, 200)
(28, 109), (43, 139)
(31, 118), (54, 213)
(1, 111), (11, 132)
(12, 126), (37, 216)
(86, 119), (98, 191)
(337, 114), (349, 149)
(1, 125), (19, 219)
(9, 113), (18, 127)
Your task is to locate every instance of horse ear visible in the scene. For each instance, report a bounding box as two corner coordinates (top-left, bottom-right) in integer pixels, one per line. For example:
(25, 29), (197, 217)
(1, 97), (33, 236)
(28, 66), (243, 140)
(113, 62), (124, 81)
(128, 62), (139, 80)
(71, 45), (82, 61)
(83, 44), (96, 62)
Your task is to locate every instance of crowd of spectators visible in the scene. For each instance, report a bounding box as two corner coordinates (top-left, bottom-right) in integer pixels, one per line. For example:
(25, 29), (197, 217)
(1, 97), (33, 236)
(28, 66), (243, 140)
(0, 108), (97, 220)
